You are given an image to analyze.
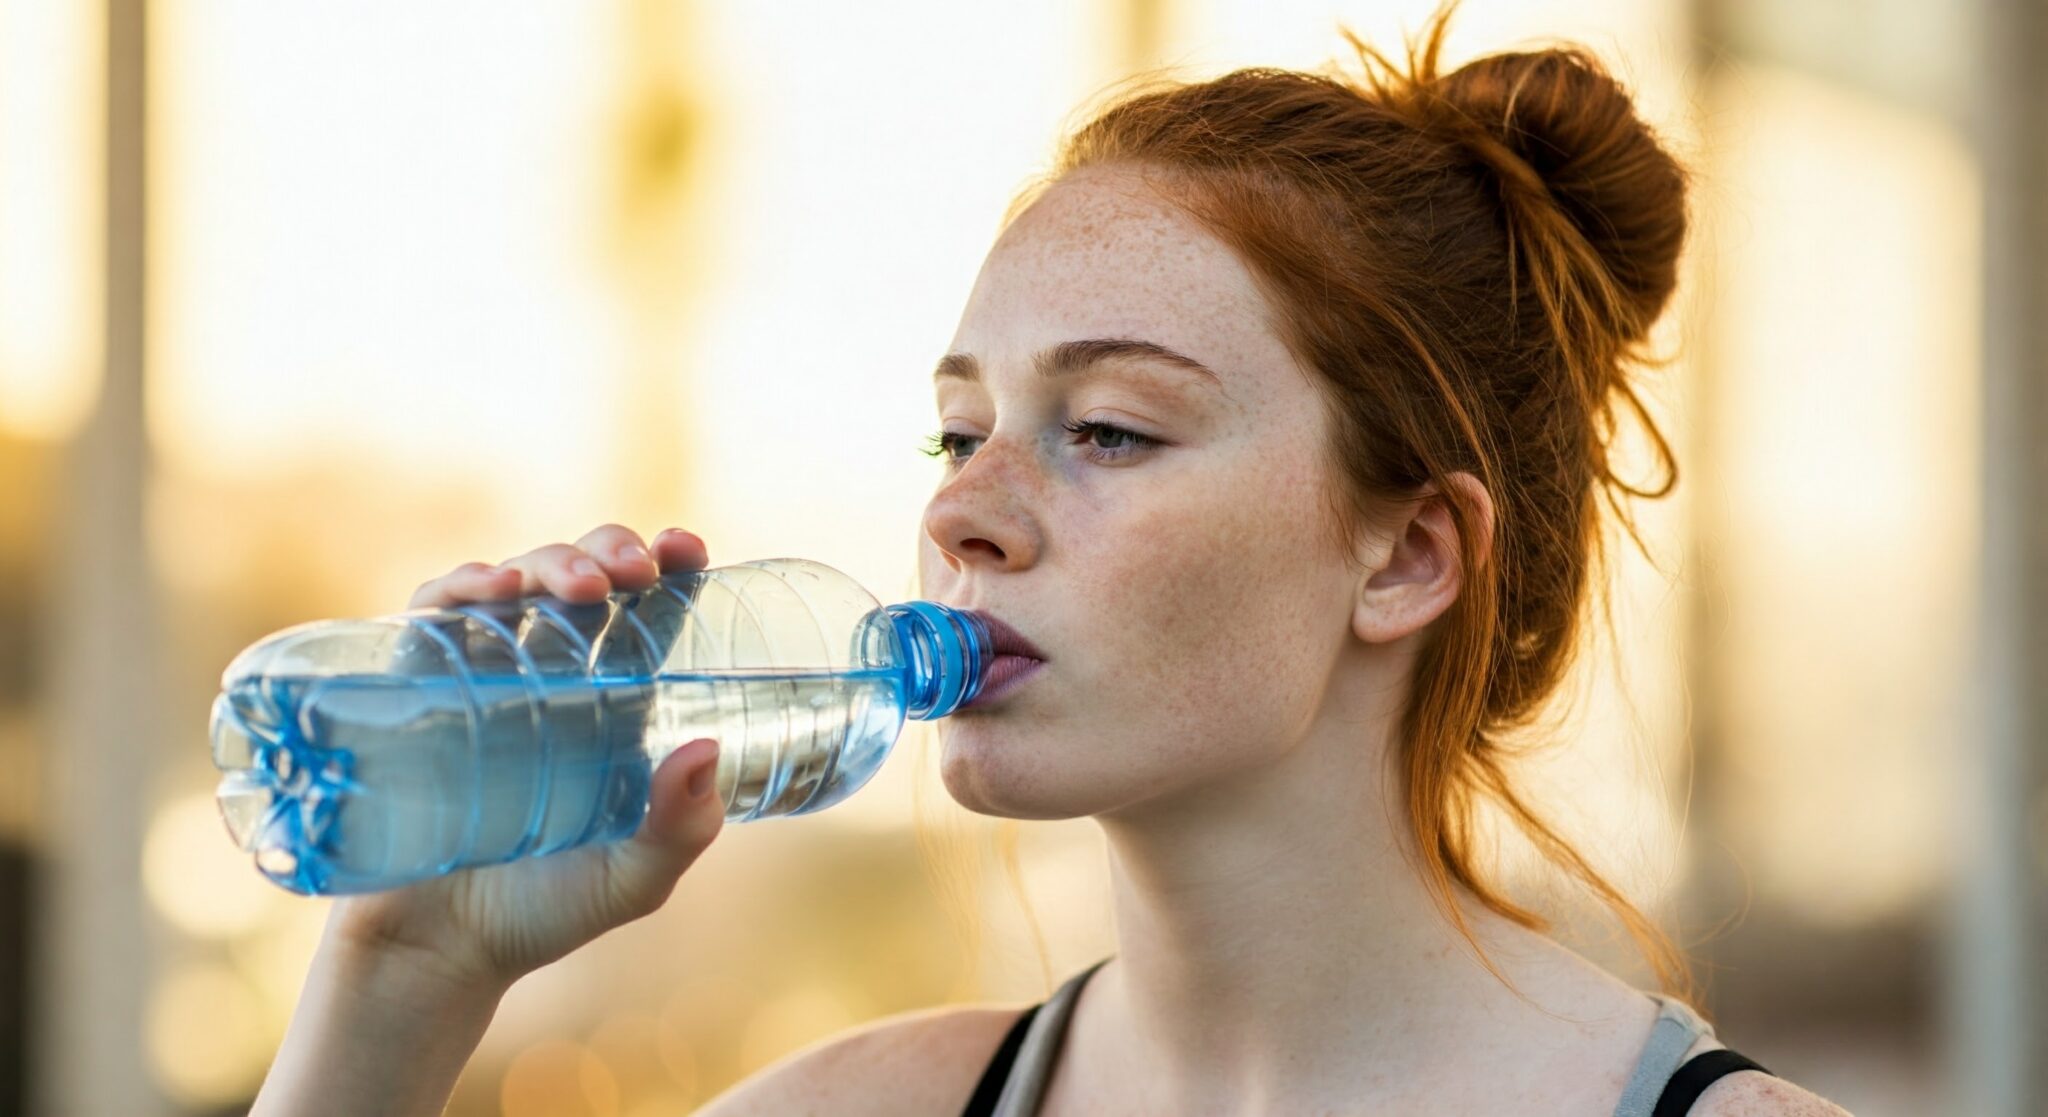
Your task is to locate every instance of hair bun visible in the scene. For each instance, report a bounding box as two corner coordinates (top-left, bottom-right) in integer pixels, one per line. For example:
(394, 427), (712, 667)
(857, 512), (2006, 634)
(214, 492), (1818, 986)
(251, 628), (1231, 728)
(1434, 47), (1689, 343)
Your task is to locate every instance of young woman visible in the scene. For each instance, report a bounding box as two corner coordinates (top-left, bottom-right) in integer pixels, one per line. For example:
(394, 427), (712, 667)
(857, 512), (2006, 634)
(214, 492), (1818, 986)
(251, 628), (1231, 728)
(251, 3), (1851, 1113)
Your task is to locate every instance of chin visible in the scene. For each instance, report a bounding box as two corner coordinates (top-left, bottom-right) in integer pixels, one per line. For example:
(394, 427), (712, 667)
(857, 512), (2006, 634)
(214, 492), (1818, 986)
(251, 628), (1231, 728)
(937, 725), (1147, 821)
(937, 727), (1084, 820)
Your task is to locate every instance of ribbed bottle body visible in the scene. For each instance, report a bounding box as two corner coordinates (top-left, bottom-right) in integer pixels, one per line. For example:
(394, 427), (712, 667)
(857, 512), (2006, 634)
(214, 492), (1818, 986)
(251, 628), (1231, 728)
(209, 558), (988, 894)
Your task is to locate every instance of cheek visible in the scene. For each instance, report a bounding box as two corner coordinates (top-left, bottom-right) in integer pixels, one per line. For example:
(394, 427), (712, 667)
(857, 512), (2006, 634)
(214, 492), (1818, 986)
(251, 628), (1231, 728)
(937, 723), (1076, 819)
(1085, 455), (1337, 715)
(1044, 458), (1341, 775)
(935, 588), (1334, 821)
(1090, 567), (1334, 779)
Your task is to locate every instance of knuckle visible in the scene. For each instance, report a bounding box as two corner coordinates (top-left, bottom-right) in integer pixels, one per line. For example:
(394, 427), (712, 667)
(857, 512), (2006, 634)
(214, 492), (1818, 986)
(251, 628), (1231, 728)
(515, 543), (578, 570)
(581, 523), (646, 556)
(528, 542), (604, 584)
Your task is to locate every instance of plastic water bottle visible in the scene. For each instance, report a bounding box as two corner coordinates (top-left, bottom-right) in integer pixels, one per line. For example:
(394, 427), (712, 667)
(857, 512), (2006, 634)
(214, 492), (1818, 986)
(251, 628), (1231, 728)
(208, 557), (995, 896)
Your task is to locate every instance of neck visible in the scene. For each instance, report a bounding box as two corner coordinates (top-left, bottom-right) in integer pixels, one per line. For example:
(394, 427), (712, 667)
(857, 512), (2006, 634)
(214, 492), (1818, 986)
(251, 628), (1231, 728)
(1080, 665), (1623, 1108)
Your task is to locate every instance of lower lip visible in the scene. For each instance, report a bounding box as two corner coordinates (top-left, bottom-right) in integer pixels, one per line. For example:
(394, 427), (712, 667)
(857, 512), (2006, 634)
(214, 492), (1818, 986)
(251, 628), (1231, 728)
(960, 655), (1045, 710)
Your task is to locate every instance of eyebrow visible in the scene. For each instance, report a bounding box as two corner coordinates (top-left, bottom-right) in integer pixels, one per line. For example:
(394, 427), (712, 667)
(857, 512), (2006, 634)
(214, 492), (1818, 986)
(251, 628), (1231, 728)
(933, 337), (1227, 393)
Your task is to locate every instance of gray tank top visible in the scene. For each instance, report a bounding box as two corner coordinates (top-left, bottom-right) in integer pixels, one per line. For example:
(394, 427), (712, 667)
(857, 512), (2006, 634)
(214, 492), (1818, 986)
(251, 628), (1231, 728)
(962, 958), (1775, 1117)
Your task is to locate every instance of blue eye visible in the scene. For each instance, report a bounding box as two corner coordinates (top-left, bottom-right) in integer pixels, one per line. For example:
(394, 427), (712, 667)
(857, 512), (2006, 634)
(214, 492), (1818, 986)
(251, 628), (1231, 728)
(917, 431), (976, 461)
(1057, 418), (1162, 460)
(919, 420), (1161, 466)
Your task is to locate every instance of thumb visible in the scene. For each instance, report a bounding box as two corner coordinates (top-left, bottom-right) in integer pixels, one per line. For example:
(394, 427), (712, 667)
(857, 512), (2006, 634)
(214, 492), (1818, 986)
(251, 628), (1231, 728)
(606, 738), (725, 914)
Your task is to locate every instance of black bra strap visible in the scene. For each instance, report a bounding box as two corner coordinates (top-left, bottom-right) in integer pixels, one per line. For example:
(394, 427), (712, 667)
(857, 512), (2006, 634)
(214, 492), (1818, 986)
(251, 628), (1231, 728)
(969, 986), (1769, 1117)
(1651, 1048), (1775, 1116)
(959, 1003), (1041, 1117)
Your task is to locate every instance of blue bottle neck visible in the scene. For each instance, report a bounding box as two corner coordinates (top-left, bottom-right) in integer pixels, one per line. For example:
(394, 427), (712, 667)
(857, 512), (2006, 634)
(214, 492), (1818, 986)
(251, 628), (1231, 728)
(885, 602), (993, 720)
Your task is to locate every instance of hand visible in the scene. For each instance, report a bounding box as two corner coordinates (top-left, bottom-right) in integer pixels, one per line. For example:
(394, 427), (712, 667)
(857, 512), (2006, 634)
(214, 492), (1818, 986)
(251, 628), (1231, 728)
(324, 524), (724, 996)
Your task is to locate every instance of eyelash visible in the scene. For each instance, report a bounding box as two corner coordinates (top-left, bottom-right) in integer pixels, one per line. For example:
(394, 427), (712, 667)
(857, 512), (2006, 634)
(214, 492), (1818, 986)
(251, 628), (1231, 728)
(919, 419), (1161, 466)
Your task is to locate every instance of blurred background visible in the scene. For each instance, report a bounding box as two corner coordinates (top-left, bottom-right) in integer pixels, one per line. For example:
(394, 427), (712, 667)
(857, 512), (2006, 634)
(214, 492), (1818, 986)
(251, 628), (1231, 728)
(0, 0), (2040, 1113)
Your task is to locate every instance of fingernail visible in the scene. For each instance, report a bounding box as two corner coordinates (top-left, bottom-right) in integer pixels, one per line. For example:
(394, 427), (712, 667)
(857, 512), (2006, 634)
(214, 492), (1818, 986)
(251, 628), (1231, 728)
(617, 543), (650, 564)
(571, 557), (602, 577)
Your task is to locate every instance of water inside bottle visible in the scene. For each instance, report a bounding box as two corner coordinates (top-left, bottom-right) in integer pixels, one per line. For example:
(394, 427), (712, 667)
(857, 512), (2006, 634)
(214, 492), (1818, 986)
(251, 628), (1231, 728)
(214, 665), (908, 894)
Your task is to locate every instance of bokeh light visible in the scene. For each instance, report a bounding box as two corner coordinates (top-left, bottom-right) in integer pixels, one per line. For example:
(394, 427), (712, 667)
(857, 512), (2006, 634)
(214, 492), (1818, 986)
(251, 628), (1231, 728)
(143, 792), (283, 939)
(145, 962), (273, 1108)
(500, 1038), (619, 1117)
(0, 0), (101, 442)
(736, 984), (862, 1074)
(1707, 60), (1979, 930)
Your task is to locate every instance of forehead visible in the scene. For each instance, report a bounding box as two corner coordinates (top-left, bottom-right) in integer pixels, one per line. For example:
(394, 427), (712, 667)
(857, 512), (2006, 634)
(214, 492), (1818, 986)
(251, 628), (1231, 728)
(950, 167), (1295, 391)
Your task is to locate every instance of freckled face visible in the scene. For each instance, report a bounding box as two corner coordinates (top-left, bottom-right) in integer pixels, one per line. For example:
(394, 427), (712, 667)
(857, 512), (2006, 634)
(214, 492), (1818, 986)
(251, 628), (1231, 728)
(919, 165), (1360, 820)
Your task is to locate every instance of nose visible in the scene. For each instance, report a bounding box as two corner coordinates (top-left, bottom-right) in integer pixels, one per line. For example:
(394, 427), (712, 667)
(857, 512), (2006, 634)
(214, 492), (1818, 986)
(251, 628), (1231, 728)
(921, 441), (1042, 574)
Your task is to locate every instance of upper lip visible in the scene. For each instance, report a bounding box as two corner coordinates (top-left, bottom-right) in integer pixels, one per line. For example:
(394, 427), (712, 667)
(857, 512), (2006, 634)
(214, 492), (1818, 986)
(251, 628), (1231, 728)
(967, 611), (1047, 661)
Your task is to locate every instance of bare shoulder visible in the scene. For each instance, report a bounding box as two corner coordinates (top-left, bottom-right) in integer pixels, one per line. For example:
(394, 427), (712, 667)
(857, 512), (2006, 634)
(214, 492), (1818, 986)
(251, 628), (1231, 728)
(1690, 1072), (1854, 1116)
(694, 1001), (1030, 1117)
(1679, 1035), (1855, 1116)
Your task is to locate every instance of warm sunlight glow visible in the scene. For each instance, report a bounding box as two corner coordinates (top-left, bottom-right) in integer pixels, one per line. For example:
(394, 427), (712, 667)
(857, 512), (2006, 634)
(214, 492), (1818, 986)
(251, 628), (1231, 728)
(1707, 62), (1979, 929)
(143, 792), (283, 939)
(146, 962), (272, 1107)
(0, 0), (101, 441)
(501, 1039), (620, 1117)
(151, 3), (634, 521)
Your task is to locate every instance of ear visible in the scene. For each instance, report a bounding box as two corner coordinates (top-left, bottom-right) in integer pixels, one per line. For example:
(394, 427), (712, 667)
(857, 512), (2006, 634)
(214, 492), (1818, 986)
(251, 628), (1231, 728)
(1350, 471), (1494, 646)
